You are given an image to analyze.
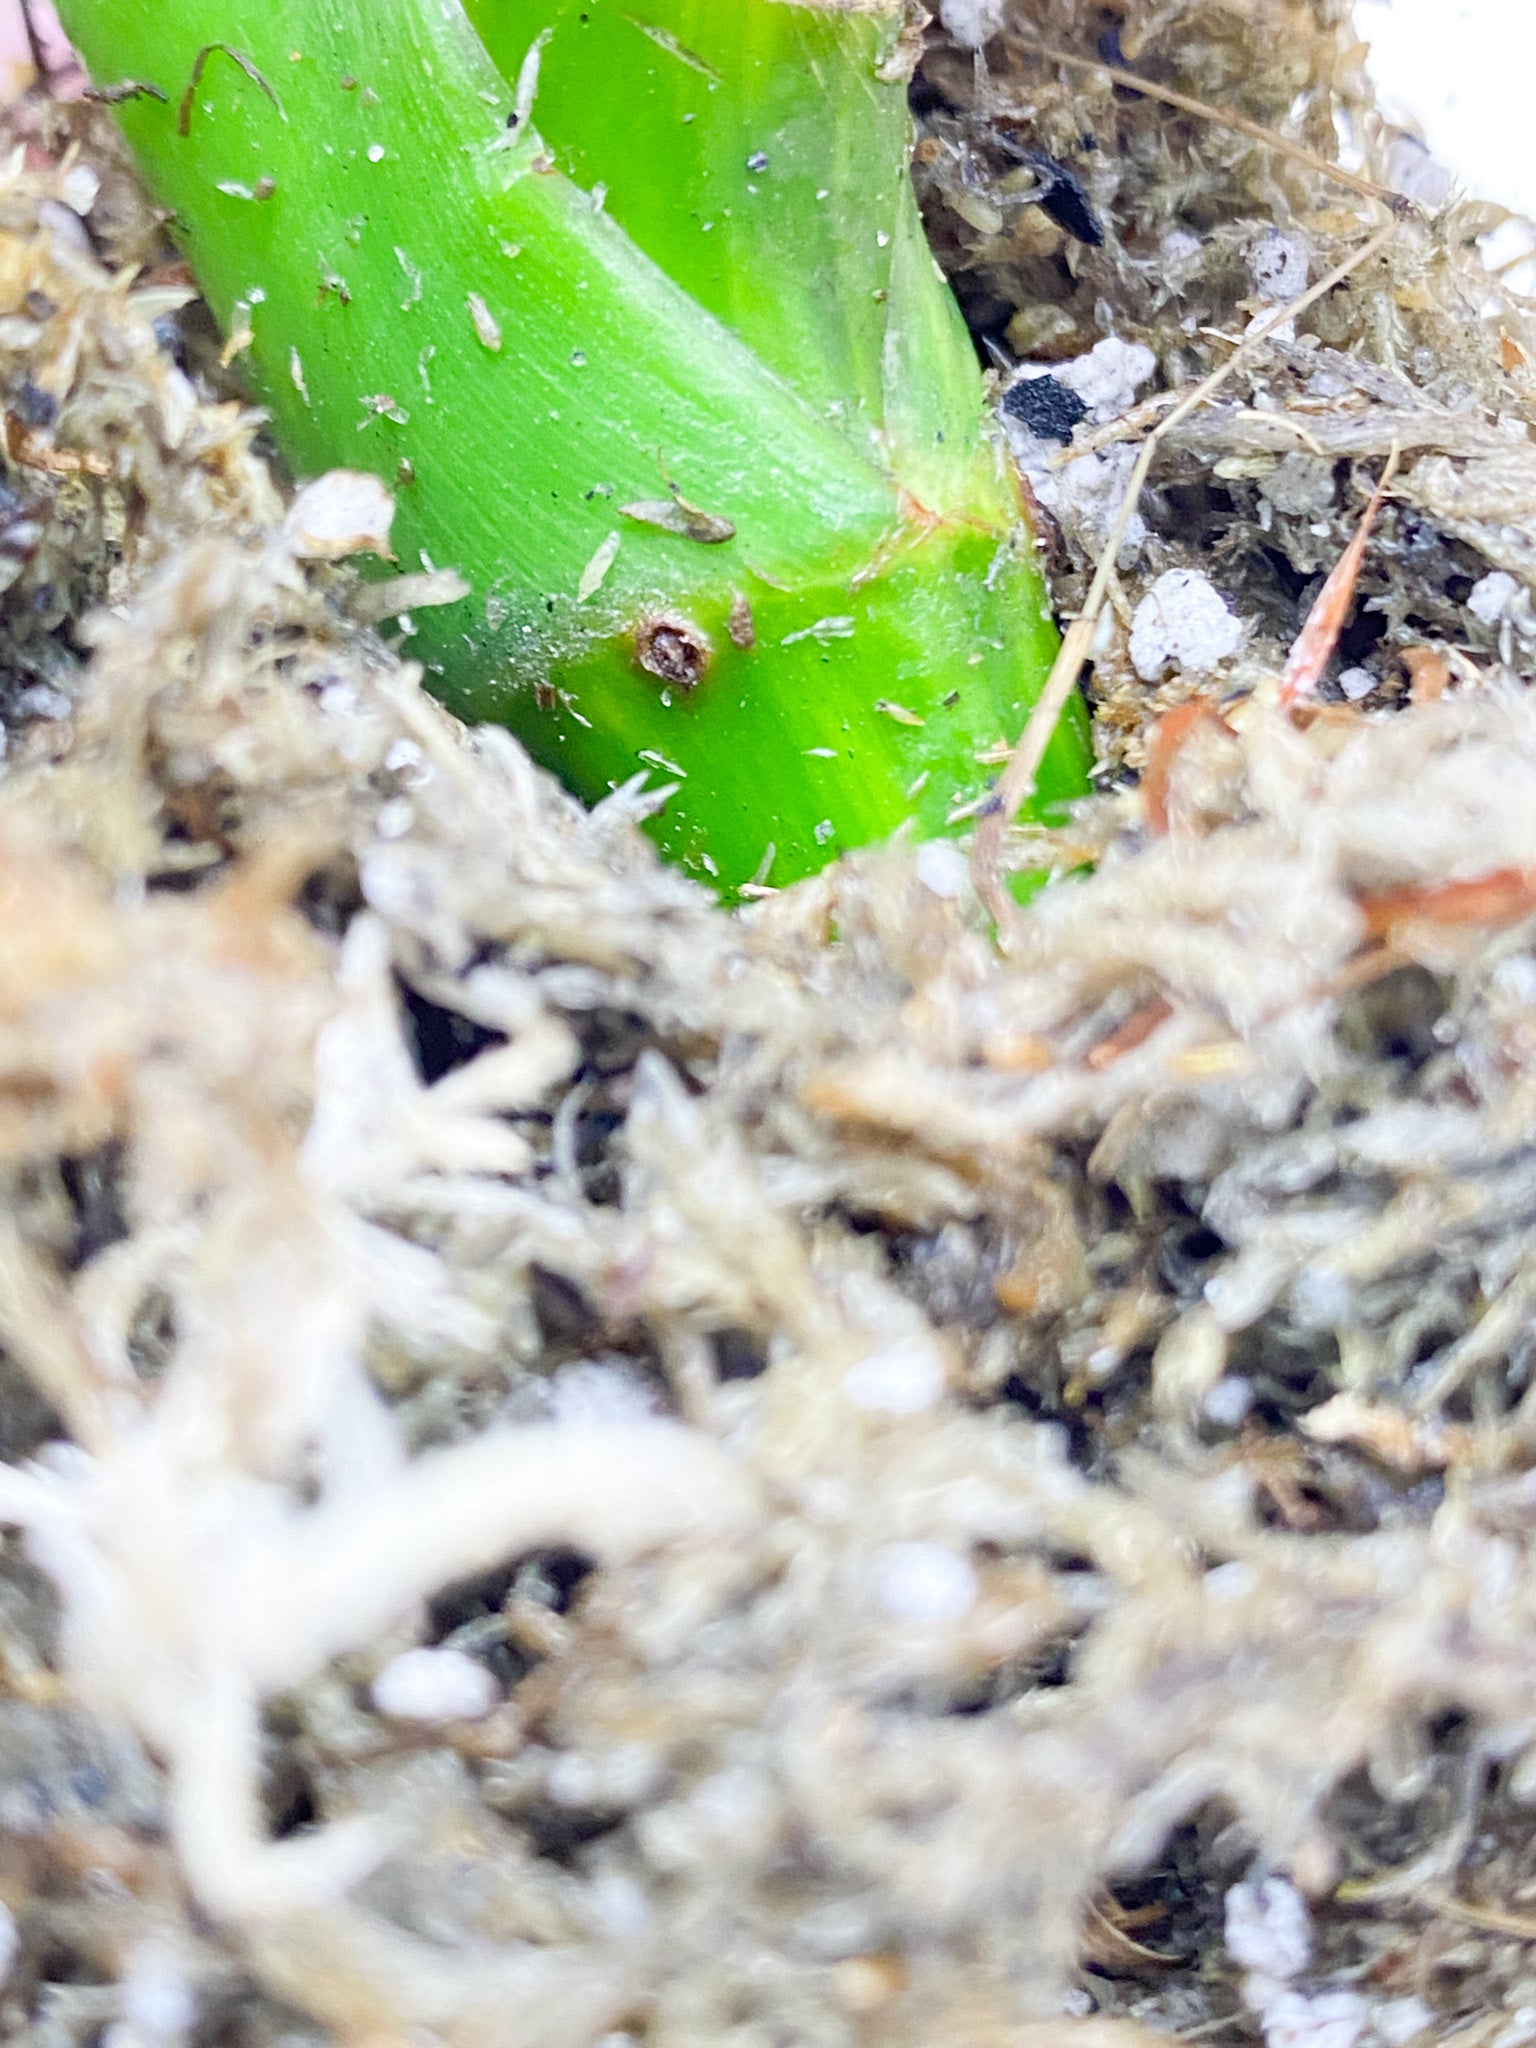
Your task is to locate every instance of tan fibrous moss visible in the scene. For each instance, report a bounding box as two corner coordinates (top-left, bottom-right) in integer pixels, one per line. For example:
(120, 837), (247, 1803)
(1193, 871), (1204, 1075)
(4, 10), (1536, 2047)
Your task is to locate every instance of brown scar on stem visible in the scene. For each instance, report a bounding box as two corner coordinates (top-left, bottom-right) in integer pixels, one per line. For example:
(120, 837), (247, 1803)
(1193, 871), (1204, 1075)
(635, 613), (713, 691)
(178, 44), (287, 138)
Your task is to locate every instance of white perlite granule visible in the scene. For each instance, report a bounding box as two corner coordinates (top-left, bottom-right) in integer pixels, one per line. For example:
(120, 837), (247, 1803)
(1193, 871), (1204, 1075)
(914, 838), (970, 899)
(1372, 1997), (1434, 2046)
(873, 1542), (978, 1623)
(1260, 1989), (1370, 2048)
(842, 1334), (946, 1414)
(1000, 340), (1159, 568)
(1054, 335), (1157, 419)
(1249, 229), (1312, 304)
(371, 1646), (499, 1723)
(1204, 1374), (1255, 1426)
(102, 1943), (198, 2048)
(550, 1359), (661, 1429)
(1055, 442), (1149, 565)
(1225, 1876), (1313, 1981)
(938, 0), (1004, 48)
(1130, 568), (1244, 680)
(1470, 569), (1522, 625)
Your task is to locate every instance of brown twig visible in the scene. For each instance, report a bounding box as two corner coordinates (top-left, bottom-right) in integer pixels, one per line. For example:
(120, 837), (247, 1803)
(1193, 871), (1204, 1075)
(1013, 40), (1411, 216)
(1424, 1893), (1536, 1942)
(1049, 387), (1181, 466)
(972, 214), (1401, 930)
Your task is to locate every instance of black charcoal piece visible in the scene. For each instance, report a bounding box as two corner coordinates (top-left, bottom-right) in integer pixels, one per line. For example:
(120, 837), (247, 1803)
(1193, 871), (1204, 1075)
(1002, 374), (1089, 442)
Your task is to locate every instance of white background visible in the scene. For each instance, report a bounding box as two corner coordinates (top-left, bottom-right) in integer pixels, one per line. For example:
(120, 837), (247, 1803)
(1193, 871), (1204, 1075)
(1357, 0), (1535, 219)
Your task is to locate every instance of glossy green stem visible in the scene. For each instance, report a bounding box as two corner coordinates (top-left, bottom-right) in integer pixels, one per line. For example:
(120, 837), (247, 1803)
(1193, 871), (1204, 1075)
(465, 0), (980, 503)
(58, 0), (1090, 891)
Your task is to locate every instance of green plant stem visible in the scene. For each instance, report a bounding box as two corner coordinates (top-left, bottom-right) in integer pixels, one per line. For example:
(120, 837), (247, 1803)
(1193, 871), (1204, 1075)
(58, 0), (1090, 891)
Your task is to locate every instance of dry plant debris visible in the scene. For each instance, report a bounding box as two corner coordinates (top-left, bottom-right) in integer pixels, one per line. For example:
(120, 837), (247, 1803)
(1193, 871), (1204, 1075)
(6, 5), (1536, 2047)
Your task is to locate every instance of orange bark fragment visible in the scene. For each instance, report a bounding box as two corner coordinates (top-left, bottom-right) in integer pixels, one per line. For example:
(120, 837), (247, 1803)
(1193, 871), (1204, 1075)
(1356, 866), (1536, 939)
(4, 413), (110, 477)
(1085, 995), (1173, 1070)
(1140, 701), (1225, 835)
(981, 1028), (1054, 1072)
(1401, 645), (1450, 703)
(1279, 451), (1399, 710)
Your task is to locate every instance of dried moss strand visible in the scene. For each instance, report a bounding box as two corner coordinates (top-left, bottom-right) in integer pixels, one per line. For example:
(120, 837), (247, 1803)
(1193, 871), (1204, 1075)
(1015, 39), (1410, 216)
